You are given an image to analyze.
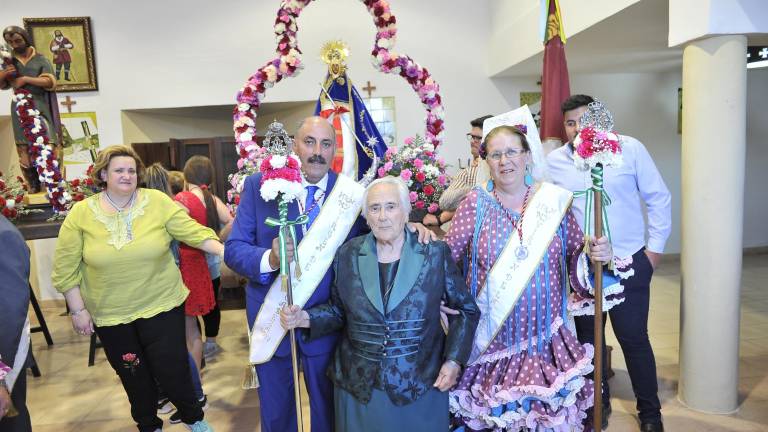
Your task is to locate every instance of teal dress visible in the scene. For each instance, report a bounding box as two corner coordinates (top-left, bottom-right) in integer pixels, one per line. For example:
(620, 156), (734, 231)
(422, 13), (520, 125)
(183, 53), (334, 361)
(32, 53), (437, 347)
(333, 258), (450, 432)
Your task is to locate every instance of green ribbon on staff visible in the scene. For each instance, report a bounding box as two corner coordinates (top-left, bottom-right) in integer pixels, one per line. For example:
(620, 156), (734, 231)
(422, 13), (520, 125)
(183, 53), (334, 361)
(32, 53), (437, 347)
(265, 198), (309, 282)
(574, 164), (613, 252)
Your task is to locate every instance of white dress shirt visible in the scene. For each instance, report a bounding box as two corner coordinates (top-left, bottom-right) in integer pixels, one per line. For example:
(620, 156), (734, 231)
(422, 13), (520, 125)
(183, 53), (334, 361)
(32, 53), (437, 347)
(546, 135), (672, 258)
(259, 173), (329, 273)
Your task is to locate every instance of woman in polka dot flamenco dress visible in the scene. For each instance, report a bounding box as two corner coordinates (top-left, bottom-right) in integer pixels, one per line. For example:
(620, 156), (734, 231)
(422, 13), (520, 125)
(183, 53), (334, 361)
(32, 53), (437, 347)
(445, 124), (621, 432)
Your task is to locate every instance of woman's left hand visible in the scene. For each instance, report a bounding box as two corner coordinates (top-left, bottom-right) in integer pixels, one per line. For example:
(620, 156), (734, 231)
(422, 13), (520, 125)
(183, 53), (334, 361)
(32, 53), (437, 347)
(589, 236), (613, 264)
(433, 360), (461, 391)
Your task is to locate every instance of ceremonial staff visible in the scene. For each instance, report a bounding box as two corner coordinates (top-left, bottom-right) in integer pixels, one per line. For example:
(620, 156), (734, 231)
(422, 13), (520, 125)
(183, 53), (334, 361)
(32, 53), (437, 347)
(572, 101), (622, 430)
(258, 121), (308, 432)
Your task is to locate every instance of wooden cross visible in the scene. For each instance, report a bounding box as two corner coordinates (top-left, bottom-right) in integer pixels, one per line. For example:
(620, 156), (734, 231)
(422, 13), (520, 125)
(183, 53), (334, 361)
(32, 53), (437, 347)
(362, 80), (377, 98)
(60, 96), (76, 113)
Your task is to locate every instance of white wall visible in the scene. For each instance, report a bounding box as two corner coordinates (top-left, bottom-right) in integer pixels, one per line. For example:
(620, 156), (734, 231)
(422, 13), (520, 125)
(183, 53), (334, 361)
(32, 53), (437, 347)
(487, 0), (641, 76)
(1, 0), (514, 172)
(496, 67), (768, 254)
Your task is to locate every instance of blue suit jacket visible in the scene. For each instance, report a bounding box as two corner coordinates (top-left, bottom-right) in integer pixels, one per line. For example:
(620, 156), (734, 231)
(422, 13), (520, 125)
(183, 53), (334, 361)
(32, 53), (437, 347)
(224, 171), (367, 357)
(0, 215), (30, 372)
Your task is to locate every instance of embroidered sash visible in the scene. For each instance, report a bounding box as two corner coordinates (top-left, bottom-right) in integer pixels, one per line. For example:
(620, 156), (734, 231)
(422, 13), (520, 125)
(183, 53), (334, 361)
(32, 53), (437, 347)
(469, 182), (572, 364)
(249, 174), (364, 363)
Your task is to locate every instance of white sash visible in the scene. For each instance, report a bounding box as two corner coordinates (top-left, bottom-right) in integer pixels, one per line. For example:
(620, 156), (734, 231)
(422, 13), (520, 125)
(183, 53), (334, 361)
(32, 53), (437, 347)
(469, 182), (572, 364)
(249, 174), (364, 363)
(5, 317), (30, 391)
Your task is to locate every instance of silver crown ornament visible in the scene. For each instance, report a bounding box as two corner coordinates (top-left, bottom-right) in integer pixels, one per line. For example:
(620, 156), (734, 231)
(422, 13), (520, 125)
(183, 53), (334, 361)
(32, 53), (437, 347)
(579, 101), (615, 132)
(263, 120), (293, 156)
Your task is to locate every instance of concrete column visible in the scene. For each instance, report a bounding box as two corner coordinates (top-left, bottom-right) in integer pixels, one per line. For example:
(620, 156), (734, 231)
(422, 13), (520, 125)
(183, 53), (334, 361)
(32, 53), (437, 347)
(679, 35), (747, 413)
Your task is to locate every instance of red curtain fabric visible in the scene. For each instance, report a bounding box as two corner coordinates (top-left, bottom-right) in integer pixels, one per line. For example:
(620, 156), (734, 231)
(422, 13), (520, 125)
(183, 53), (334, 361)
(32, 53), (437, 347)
(539, 0), (571, 144)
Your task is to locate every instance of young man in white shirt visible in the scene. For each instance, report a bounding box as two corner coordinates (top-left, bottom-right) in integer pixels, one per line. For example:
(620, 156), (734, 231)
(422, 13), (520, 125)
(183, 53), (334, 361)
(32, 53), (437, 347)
(547, 95), (671, 432)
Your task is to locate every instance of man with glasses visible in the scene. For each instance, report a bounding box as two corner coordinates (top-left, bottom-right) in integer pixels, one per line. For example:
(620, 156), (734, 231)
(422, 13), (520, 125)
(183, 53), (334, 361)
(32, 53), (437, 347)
(425, 115), (493, 227)
(547, 94), (671, 432)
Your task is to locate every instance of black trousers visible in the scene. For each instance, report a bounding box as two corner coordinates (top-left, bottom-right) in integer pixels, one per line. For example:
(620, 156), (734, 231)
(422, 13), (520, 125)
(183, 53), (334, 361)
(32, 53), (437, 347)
(201, 277), (221, 339)
(95, 305), (203, 431)
(0, 360), (31, 432)
(575, 248), (662, 423)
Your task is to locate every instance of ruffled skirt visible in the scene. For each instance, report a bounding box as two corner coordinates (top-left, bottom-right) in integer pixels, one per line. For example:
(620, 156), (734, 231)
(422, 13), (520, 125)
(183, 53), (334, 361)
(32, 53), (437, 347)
(449, 318), (594, 431)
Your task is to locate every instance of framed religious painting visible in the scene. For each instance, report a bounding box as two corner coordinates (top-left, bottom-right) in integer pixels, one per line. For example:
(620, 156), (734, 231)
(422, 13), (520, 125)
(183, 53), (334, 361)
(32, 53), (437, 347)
(23, 16), (97, 92)
(60, 111), (99, 180)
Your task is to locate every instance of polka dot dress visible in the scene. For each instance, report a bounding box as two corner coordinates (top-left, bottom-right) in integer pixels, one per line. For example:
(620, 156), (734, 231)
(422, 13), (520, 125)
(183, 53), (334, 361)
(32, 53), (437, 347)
(445, 187), (595, 432)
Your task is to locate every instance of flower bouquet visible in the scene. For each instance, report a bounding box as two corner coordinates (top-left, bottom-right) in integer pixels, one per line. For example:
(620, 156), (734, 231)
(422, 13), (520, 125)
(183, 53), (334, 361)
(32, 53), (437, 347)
(377, 135), (449, 215)
(0, 170), (40, 220)
(63, 166), (100, 210)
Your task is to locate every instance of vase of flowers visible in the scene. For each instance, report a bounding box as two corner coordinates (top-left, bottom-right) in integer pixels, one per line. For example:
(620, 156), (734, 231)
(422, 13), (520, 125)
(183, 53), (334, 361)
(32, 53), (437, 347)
(377, 135), (449, 219)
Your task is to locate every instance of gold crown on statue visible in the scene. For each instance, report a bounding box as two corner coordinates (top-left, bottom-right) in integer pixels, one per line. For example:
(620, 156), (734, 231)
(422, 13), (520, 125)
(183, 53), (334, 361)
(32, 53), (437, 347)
(321, 40), (350, 79)
(579, 101), (615, 132)
(263, 120), (292, 156)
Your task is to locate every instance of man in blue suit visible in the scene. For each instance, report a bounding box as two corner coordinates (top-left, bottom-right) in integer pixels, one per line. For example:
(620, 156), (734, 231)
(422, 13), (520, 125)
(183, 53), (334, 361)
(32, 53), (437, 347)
(225, 116), (432, 432)
(0, 214), (32, 431)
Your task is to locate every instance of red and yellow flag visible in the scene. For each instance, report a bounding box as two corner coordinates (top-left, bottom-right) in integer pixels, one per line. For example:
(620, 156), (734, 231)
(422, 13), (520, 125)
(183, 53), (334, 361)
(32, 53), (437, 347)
(539, 0), (571, 145)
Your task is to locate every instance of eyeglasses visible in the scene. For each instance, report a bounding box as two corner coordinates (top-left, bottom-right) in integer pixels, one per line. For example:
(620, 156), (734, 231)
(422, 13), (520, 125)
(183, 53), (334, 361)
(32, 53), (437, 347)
(466, 133), (483, 142)
(487, 148), (527, 162)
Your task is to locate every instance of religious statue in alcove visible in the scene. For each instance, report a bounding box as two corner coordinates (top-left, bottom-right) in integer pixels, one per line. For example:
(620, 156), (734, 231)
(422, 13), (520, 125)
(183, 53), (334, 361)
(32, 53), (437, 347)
(0, 25), (63, 193)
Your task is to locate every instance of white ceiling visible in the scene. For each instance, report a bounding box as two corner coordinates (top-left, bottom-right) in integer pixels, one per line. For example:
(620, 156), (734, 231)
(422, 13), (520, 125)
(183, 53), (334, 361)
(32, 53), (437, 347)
(493, 0), (679, 77)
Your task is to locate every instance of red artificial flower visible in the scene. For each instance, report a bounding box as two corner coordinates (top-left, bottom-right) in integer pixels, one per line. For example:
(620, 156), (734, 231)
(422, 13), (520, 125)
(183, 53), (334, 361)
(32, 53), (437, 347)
(0, 180), (5, 190)
(0, 196), (6, 208)
(15, 194), (23, 203)
(1, 207), (10, 217)
(74, 193), (85, 201)
(423, 185), (435, 196)
(70, 178), (81, 188)
(414, 200), (425, 209)
(85, 178), (94, 186)
(122, 353), (137, 362)
(415, 172), (426, 183)
(234, 195), (241, 205)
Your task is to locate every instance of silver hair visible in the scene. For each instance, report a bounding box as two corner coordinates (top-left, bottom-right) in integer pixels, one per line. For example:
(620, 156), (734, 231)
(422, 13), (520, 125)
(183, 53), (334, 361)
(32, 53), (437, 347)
(362, 176), (412, 216)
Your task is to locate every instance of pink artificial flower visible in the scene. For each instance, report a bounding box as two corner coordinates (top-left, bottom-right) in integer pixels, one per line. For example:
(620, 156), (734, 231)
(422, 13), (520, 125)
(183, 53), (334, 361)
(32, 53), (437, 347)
(378, 167), (386, 178)
(404, 137), (414, 146)
(428, 203), (439, 214)
(413, 158), (423, 169)
(438, 175), (447, 186)
(409, 191), (418, 203)
(400, 169), (412, 181)
(384, 161), (394, 171)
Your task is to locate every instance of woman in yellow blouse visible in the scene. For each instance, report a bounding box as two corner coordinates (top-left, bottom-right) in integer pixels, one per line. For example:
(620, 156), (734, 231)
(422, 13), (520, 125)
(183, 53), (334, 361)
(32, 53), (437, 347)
(52, 145), (222, 432)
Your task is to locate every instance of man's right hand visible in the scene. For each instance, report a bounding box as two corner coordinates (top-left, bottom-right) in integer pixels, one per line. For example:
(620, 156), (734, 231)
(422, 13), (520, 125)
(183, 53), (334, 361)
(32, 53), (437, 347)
(269, 235), (295, 269)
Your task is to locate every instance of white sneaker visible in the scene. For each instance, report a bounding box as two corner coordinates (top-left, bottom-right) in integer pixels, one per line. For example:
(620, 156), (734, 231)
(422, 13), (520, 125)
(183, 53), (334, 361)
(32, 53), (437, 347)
(185, 420), (213, 432)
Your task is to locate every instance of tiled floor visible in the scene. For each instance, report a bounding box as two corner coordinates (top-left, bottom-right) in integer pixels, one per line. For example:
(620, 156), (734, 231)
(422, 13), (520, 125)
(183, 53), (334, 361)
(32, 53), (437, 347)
(21, 253), (768, 431)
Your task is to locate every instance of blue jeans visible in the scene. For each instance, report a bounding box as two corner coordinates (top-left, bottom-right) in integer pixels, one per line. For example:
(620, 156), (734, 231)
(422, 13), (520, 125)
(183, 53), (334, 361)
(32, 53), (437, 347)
(574, 247), (662, 423)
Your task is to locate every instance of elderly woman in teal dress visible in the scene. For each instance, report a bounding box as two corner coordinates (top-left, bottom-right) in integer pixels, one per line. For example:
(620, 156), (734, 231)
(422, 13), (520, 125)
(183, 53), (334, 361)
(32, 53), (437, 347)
(281, 176), (480, 432)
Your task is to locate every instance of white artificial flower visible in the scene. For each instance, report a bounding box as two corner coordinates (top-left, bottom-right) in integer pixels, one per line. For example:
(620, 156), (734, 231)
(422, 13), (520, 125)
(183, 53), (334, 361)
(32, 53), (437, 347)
(270, 155), (287, 168)
(238, 103), (251, 112)
(240, 131), (253, 142)
(5, 199), (15, 208)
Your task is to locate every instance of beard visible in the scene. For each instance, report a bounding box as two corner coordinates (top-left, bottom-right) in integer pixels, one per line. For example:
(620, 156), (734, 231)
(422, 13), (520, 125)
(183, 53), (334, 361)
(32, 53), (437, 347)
(12, 45), (28, 55)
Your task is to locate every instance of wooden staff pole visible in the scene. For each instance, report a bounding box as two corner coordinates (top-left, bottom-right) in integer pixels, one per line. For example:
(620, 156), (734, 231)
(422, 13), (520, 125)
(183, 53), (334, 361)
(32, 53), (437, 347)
(280, 222), (304, 432)
(592, 165), (604, 431)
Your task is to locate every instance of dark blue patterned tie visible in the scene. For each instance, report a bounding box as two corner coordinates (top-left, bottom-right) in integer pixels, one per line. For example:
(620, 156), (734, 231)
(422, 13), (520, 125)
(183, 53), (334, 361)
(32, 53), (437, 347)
(304, 185), (321, 229)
